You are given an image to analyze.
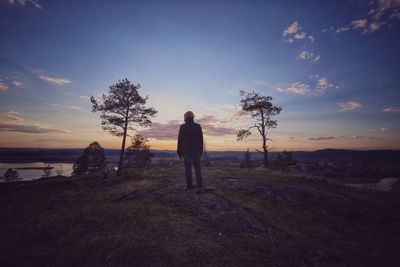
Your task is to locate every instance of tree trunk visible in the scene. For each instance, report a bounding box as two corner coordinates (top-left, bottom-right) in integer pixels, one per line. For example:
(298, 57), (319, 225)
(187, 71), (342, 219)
(260, 112), (268, 168)
(263, 148), (268, 168)
(117, 127), (128, 176)
(117, 110), (129, 176)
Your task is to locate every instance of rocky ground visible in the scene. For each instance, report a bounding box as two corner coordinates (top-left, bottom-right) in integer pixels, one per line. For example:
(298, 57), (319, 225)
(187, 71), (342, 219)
(0, 166), (399, 266)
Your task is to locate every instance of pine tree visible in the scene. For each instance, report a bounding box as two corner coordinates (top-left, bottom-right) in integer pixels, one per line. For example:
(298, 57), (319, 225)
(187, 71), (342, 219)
(91, 79), (157, 176)
(237, 90), (282, 167)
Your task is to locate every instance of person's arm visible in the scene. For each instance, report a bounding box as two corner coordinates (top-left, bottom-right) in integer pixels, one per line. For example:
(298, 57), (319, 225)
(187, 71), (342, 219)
(199, 124), (203, 156)
(177, 125), (183, 158)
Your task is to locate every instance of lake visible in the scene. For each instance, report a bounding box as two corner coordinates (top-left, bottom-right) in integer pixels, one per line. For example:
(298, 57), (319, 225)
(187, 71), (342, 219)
(0, 162), (74, 181)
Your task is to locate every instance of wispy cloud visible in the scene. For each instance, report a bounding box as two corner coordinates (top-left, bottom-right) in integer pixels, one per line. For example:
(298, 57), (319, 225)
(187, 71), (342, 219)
(382, 106), (400, 112)
(315, 77), (338, 93)
(39, 75), (71, 85)
(351, 19), (368, 29)
(335, 26), (350, 33)
(308, 135), (336, 141)
(0, 111), (67, 134)
(0, 123), (66, 134)
(0, 81), (9, 91)
(337, 101), (363, 112)
(373, 127), (388, 132)
(298, 51), (320, 62)
(287, 82), (310, 95)
(79, 95), (91, 100)
(51, 103), (85, 112)
(283, 21), (299, 37)
(0, 78), (24, 91)
(138, 115), (236, 140)
(6, 0), (42, 9)
(308, 135), (374, 141)
(11, 80), (23, 87)
(282, 21), (314, 43)
(334, 0), (400, 35)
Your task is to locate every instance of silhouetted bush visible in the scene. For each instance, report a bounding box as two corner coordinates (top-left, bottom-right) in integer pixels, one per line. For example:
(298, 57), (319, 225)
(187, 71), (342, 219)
(1, 168), (20, 182)
(73, 141), (105, 175)
(240, 148), (253, 169)
(73, 155), (89, 175)
(125, 134), (153, 168)
(272, 150), (295, 170)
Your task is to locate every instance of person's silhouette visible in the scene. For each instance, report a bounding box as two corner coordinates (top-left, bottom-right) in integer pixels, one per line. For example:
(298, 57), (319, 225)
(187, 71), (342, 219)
(177, 111), (204, 190)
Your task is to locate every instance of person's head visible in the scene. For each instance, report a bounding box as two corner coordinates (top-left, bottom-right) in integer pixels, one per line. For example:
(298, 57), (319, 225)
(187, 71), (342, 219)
(184, 111), (194, 123)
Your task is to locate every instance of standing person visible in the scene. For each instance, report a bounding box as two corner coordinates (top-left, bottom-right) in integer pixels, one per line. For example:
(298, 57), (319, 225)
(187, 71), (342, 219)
(177, 111), (204, 190)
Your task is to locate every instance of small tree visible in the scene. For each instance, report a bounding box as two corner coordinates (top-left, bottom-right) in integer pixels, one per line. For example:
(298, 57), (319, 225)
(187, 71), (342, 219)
(83, 141), (105, 172)
(73, 142), (105, 175)
(2, 168), (20, 182)
(91, 79), (157, 176)
(272, 150), (295, 170)
(73, 155), (89, 175)
(237, 90), (282, 167)
(125, 134), (153, 168)
(240, 148), (253, 169)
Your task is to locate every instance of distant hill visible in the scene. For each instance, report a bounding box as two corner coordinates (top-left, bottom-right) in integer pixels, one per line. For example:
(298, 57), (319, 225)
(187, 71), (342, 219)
(0, 147), (399, 164)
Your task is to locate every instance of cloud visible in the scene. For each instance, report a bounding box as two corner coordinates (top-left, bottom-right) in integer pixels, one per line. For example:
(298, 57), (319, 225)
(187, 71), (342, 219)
(370, 0), (400, 19)
(51, 103), (85, 112)
(0, 124), (66, 134)
(39, 75), (71, 85)
(0, 111), (67, 134)
(382, 106), (400, 112)
(294, 32), (306, 39)
(364, 21), (383, 33)
(0, 79), (24, 91)
(373, 127), (388, 132)
(197, 115), (219, 124)
(316, 78), (329, 92)
(315, 77), (338, 93)
(335, 26), (350, 33)
(298, 51), (320, 61)
(11, 80), (23, 87)
(332, 0), (400, 35)
(0, 81), (9, 91)
(351, 19), (368, 29)
(390, 11), (400, 19)
(308, 135), (375, 141)
(308, 136), (336, 141)
(138, 115), (236, 140)
(1, 111), (24, 123)
(283, 21), (299, 36)
(351, 135), (375, 140)
(287, 82), (310, 95)
(137, 120), (180, 140)
(337, 101), (363, 112)
(282, 21), (314, 43)
(79, 95), (91, 100)
(7, 0), (42, 9)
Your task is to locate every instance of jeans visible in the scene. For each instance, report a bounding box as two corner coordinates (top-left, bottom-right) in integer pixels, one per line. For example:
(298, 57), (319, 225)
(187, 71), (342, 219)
(183, 153), (203, 188)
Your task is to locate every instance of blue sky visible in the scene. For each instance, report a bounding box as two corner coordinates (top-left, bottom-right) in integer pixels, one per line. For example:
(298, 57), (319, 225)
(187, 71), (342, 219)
(0, 0), (399, 150)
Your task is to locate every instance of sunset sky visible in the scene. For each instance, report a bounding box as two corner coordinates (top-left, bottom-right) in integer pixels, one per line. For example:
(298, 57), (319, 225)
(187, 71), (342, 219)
(0, 0), (399, 151)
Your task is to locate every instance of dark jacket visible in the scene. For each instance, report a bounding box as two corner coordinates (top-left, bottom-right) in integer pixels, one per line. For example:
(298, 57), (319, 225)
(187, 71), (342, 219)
(177, 118), (203, 157)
